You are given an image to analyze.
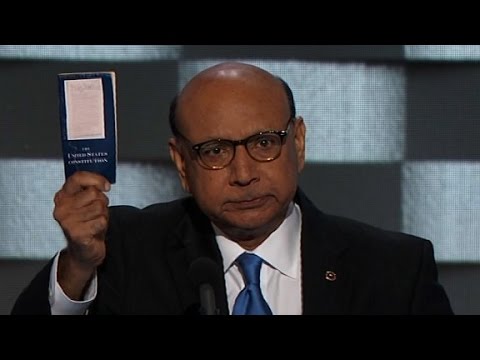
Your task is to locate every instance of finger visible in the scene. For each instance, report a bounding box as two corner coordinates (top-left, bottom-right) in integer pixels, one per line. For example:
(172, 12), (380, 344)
(75, 199), (110, 222)
(53, 189), (109, 225)
(63, 171), (111, 195)
(55, 186), (109, 212)
(70, 186), (109, 210)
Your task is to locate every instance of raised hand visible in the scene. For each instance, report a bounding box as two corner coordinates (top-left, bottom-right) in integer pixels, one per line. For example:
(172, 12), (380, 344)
(53, 171), (111, 300)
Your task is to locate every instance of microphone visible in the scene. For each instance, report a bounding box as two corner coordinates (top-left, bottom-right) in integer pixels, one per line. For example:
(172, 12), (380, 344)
(188, 257), (222, 315)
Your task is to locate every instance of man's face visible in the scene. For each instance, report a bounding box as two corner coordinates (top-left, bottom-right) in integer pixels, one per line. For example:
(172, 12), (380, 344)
(170, 69), (305, 242)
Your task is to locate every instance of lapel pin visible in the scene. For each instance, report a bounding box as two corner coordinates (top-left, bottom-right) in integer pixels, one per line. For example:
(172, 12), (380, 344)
(325, 271), (337, 281)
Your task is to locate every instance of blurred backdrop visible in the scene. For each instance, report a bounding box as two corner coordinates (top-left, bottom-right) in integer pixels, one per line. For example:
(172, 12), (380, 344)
(1, 45), (479, 314)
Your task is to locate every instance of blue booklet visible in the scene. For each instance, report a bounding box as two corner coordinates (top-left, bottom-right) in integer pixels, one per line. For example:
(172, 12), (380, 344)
(58, 71), (117, 183)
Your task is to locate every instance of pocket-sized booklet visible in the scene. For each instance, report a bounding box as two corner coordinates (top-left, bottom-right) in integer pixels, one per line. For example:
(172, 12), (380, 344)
(58, 71), (117, 184)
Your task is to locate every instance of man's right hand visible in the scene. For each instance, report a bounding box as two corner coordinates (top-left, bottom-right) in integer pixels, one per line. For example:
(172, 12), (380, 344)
(53, 171), (111, 300)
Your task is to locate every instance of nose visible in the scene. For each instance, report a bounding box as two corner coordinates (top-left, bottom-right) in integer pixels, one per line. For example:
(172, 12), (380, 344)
(228, 144), (259, 186)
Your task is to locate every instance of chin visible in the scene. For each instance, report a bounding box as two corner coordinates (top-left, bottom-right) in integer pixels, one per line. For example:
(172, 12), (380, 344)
(222, 210), (280, 233)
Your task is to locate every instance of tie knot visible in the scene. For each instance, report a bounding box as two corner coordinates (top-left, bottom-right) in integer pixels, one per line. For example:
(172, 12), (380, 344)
(236, 252), (263, 286)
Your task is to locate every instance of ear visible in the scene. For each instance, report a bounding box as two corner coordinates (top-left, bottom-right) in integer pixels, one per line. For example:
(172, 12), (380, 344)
(169, 137), (191, 193)
(293, 117), (306, 173)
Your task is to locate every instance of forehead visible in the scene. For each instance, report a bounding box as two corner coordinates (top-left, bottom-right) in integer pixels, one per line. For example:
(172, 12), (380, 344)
(177, 71), (290, 140)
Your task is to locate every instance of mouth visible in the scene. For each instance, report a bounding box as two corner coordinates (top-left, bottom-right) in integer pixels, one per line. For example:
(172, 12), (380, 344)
(226, 196), (270, 210)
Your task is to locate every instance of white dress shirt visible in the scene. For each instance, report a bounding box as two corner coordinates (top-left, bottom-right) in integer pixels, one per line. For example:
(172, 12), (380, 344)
(215, 202), (303, 315)
(49, 202), (303, 315)
(49, 251), (96, 315)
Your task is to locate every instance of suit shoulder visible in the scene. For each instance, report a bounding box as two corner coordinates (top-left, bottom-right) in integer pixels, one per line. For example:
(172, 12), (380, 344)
(325, 213), (431, 252)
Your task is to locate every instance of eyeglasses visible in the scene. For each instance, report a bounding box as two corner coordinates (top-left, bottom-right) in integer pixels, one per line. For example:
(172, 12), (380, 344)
(177, 117), (294, 170)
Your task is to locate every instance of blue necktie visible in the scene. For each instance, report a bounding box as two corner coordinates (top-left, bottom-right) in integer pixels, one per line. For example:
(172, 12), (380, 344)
(232, 253), (273, 315)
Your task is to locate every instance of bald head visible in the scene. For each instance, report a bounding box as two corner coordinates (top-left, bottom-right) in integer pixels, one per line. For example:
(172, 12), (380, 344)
(191, 62), (274, 83)
(169, 62), (296, 137)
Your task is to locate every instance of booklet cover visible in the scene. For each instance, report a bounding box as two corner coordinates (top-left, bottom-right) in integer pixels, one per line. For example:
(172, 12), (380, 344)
(58, 71), (117, 183)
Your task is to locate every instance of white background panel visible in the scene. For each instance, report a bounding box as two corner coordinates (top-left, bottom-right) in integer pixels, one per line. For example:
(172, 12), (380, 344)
(405, 45), (480, 61)
(0, 159), (185, 259)
(402, 161), (480, 262)
(0, 45), (182, 61)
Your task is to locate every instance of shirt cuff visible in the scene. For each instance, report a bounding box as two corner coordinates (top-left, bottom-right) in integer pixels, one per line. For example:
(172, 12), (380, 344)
(48, 251), (97, 315)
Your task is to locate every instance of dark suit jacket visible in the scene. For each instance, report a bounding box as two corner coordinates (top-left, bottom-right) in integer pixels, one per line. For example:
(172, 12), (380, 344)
(11, 189), (453, 315)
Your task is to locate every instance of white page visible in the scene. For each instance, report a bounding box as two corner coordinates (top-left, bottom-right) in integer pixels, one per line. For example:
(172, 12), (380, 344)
(65, 78), (105, 140)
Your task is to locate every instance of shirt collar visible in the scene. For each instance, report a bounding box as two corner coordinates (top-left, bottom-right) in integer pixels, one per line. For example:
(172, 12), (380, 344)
(214, 202), (302, 279)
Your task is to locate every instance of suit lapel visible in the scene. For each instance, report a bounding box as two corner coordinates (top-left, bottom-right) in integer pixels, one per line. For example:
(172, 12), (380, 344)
(296, 190), (352, 315)
(165, 199), (229, 315)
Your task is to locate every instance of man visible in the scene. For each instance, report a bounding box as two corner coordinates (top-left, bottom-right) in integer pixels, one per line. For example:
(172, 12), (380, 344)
(12, 62), (453, 315)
